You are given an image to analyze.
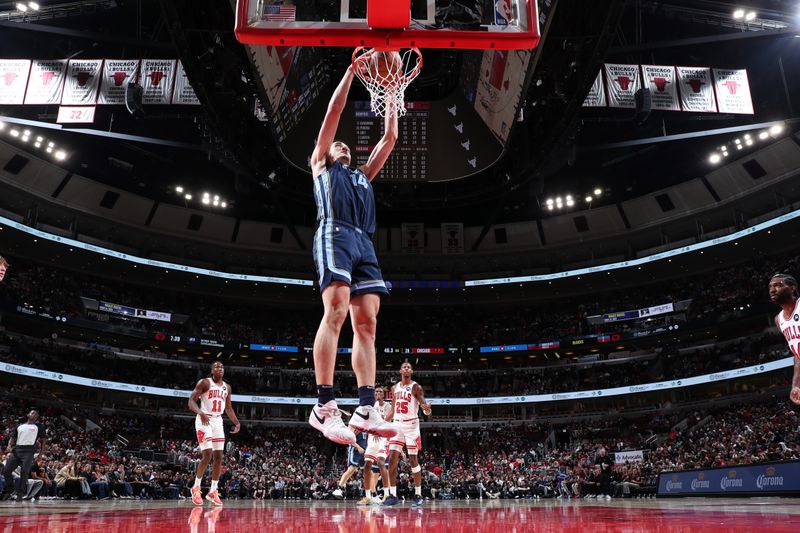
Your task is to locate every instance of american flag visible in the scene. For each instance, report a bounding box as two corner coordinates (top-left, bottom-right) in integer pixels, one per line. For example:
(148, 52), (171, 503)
(263, 4), (296, 22)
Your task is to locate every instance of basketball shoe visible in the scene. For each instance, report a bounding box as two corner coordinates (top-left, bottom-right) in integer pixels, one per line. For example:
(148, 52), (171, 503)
(309, 400), (357, 445)
(382, 495), (400, 506)
(206, 490), (223, 506)
(191, 486), (203, 506)
(349, 405), (399, 438)
(412, 495), (423, 507)
(357, 496), (371, 505)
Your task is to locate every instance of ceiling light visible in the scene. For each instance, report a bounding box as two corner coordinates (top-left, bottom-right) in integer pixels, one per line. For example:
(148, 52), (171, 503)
(565, 194), (573, 201)
(734, 138), (741, 144)
(184, 194), (192, 200)
(213, 195), (220, 201)
(221, 202), (227, 208)
(203, 192), (210, 198)
(175, 186), (184, 193)
(709, 153), (721, 164)
(28, 1), (40, 9)
(213, 200), (220, 207)
(546, 198), (554, 206)
(744, 134), (751, 140)
(0, 122), (4, 130)
(23, 129), (30, 136)
(736, 144), (743, 150)
(770, 124), (784, 135)
(733, 9), (744, 19)
(45, 147), (52, 153)
(54, 150), (66, 160)
(546, 204), (553, 211)
(16, 3), (28, 12)
(566, 199), (574, 207)
(34, 142), (41, 148)
(47, 141), (54, 147)
(758, 131), (769, 140)
(10, 129), (19, 137)
(593, 188), (602, 196)
(585, 196), (592, 203)
(745, 11), (756, 21)
(35, 136), (42, 142)
(745, 139), (753, 146)
(202, 197), (210, 205)
(21, 136), (29, 143)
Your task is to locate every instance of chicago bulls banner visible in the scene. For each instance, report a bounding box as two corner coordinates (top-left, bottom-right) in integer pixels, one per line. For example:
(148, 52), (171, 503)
(98, 59), (139, 104)
(24, 59), (67, 105)
(141, 59), (176, 104)
(62, 59), (103, 105)
(677, 66), (717, 112)
(713, 68), (754, 115)
(171, 61), (200, 105)
(401, 223), (425, 255)
(641, 65), (679, 111)
(582, 70), (606, 107)
(441, 223), (464, 255)
(604, 64), (641, 108)
(0, 60), (31, 105)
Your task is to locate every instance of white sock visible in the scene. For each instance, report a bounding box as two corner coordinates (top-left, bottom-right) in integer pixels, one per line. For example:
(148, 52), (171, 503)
(415, 486), (422, 496)
(194, 478), (202, 489)
(366, 489), (372, 498)
(389, 486), (396, 496)
(210, 480), (218, 493)
(382, 487), (387, 496)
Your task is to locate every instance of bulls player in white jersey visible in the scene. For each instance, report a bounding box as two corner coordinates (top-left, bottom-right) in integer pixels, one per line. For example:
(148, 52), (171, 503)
(360, 386), (391, 505)
(383, 362), (431, 507)
(188, 361), (241, 506)
(770, 273), (800, 405)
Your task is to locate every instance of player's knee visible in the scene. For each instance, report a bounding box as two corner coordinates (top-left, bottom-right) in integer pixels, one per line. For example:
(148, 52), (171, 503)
(324, 304), (348, 330)
(352, 314), (377, 339)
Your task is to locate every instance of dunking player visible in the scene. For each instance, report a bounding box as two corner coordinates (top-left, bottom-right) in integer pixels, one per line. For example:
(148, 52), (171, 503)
(307, 61), (399, 444)
(384, 362), (431, 507)
(770, 273), (800, 404)
(360, 386), (391, 505)
(0, 256), (9, 282)
(188, 361), (241, 506)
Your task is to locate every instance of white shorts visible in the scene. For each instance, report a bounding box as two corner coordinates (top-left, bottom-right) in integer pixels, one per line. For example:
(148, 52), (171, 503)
(195, 415), (225, 451)
(389, 419), (421, 455)
(365, 435), (388, 463)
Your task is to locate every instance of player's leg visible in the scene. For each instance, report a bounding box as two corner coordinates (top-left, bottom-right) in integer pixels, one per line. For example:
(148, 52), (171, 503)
(407, 430), (423, 506)
(383, 448), (402, 505)
(377, 457), (389, 499)
(205, 449), (224, 505)
(362, 459), (373, 502)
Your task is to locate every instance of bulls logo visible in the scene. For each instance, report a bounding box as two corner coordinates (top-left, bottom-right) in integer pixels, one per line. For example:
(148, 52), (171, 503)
(148, 71), (165, 86)
(75, 72), (92, 87)
(651, 77), (668, 92)
(686, 79), (705, 93)
(2, 72), (17, 86)
(614, 76), (634, 90)
(722, 80), (739, 95)
(196, 430), (206, 443)
(41, 71), (56, 85)
(112, 72), (128, 86)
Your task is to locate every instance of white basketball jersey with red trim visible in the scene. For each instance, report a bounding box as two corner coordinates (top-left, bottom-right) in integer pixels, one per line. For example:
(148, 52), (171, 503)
(374, 399), (390, 420)
(778, 299), (800, 359)
(392, 381), (419, 422)
(200, 378), (228, 417)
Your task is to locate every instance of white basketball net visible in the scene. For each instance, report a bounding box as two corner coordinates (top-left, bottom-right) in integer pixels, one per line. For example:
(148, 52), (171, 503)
(352, 47), (423, 118)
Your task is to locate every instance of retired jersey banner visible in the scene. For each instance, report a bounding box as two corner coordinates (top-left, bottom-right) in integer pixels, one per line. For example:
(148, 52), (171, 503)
(0, 60), (31, 105)
(604, 64), (641, 108)
(401, 223), (425, 254)
(24, 60), (67, 105)
(713, 68), (754, 115)
(441, 223), (464, 255)
(98, 59), (139, 104)
(582, 70), (606, 107)
(642, 65), (679, 111)
(61, 59), (102, 105)
(141, 59), (176, 104)
(171, 61), (200, 105)
(677, 66), (716, 112)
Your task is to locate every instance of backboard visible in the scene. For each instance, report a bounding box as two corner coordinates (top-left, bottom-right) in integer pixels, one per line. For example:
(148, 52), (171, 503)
(235, 0), (539, 50)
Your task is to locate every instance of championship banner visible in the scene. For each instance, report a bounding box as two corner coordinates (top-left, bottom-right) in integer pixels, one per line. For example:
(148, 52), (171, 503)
(441, 223), (464, 254)
(401, 223), (425, 254)
(677, 66), (716, 112)
(140, 59), (176, 105)
(615, 450), (644, 464)
(641, 65), (679, 111)
(582, 70), (606, 107)
(98, 59), (139, 104)
(0, 60), (31, 105)
(713, 68), (754, 115)
(24, 60), (67, 105)
(61, 59), (103, 105)
(171, 61), (200, 105)
(604, 64), (641, 108)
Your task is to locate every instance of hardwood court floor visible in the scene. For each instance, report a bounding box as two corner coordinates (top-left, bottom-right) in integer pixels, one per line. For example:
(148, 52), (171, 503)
(2, 497), (800, 532)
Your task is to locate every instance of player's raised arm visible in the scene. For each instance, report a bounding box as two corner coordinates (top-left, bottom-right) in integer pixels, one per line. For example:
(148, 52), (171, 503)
(225, 383), (241, 434)
(311, 66), (356, 176)
(359, 97), (398, 181)
(188, 379), (210, 424)
(413, 383), (431, 415)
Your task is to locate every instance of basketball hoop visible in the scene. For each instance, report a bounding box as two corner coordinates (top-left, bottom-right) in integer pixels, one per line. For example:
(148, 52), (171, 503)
(351, 47), (423, 118)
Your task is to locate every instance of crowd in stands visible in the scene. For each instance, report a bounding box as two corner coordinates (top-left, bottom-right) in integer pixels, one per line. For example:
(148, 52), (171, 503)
(0, 251), (796, 349)
(2, 392), (799, 502)
(0, 330), (789, 398)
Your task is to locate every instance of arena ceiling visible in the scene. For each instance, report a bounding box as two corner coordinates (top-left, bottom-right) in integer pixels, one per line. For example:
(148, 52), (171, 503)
(0, 0), (798, 230)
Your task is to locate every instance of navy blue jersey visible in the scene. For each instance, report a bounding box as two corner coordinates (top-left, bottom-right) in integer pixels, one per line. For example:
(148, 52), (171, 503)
(314, 162), (376, 235)
(348, 431), (369, 467)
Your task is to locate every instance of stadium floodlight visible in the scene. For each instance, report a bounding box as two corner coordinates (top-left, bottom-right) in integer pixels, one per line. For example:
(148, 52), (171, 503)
(593, 188), (602, 196)
(221, 202), (227, 208)
(584, 196), (592, 203)
(45, 147), (52, 153)
(759, 131), (769, 140)
(202, 197), (210, 205)
(566, 199), (574, 207)
(546, 204), (554, 211)
(16, 3), (27, 12)
(28, 1), (40, 9)
(733, 9), (744, 19)
(736, 144), (743, 150)
(770, 124), (784, 135)
(213, 200), (220, 207)
(745, 11), (756, 21)
(745, 139), (753, 146)
(10, 129), (19, 137)
(54, 150), (66, 160)
(175, 186), (184, 193)
(744, 134), (751, 140)
(184, 193), (192, 200)
(734, 138), (741, 144)
(545, 198), (554, 206)
(709, 153), (721, 164)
